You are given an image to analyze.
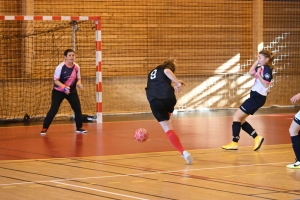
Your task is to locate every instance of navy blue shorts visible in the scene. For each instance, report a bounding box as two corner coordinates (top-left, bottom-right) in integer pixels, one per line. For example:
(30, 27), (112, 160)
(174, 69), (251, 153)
(239, 90), (266, 115)
(149, 97), (176, 122)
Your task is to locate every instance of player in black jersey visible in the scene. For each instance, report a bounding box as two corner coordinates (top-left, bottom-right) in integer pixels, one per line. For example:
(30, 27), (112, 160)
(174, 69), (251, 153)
(145, 58), (193, 164)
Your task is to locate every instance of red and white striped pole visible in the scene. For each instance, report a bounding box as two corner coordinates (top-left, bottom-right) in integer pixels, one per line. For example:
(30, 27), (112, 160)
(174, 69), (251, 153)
(95, 19), (102, 123)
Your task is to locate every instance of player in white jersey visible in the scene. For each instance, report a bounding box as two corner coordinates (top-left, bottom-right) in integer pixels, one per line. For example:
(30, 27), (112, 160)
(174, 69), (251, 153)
(286, 94), (300, 169)
(222, 49), (275, 151)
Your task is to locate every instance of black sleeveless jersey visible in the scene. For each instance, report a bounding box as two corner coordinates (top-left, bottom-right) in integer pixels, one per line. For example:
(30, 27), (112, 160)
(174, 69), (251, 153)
(145, 66), (175, 102)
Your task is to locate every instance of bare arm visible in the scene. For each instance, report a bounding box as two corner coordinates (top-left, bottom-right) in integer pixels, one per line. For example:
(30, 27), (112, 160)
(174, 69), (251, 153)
(164, 68), (185, 92)
(291, 93), (300, 104)
(164, 69), (184, 85)
(54, 80), (69, 89)
(76, 79), (83, 90)
(76, 66), (83, 89)
(54, 80), (70, 94)
(249, 59), (259, 76)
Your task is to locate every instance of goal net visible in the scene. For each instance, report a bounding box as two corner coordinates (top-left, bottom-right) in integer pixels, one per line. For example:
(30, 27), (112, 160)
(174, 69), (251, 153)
(0, 16), (102, 123)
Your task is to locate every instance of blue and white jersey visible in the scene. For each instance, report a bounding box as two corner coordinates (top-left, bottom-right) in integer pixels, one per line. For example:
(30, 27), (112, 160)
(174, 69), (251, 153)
(251, 65), (273, 96)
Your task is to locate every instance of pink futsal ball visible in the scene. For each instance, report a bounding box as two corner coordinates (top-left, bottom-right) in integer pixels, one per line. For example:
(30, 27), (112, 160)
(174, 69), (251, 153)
(134, 128), (149, 142)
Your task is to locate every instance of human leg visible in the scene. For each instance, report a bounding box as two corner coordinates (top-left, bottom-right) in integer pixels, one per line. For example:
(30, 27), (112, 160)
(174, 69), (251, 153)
(159, 120), (193, 164)
(159, 120), (183, 152)
(223, 91), (266, 150)
(241, 121), (257, 138)
(150, 99), (193, 164)
(241, 121), (264, 151)
(66, 92), (86, 132)
(222, 109), (248, 150)
(286, 112), (300, 169)
(232, 109), (249, 141)
(41, 90), (65, 135)
(241, 91), (266, 150)
(161, 121), (183, 154)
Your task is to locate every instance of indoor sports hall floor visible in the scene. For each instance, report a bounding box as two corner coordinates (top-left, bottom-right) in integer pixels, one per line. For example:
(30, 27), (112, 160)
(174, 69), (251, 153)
(0, 107), (300, 200)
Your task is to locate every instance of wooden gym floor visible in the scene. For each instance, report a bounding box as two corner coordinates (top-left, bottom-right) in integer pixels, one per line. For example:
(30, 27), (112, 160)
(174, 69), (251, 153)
(0, 107), (300, 200)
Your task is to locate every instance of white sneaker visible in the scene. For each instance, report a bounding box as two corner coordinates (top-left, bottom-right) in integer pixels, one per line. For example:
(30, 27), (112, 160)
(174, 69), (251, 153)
(40, 128), (47, 136)
(182, 151), (193, 165)
(286, 160), (300, 169)
(76, 128), (87, 133)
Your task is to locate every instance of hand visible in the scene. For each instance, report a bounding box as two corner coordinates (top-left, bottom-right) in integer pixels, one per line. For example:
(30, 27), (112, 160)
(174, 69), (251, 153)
(255, 67), (262, 79)
(178, 80), (185, 86)
(256, 66), (262, 74)
(291, 93), (300, 104)
(64, 86), (70, 95)
(174, 80), (185, 93)
(77, 84), (83, 90)
(174, 85), (182, 93)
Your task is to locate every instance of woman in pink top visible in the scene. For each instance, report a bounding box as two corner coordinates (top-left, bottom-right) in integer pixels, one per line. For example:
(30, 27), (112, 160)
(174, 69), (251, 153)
(40, 49), (87, 136)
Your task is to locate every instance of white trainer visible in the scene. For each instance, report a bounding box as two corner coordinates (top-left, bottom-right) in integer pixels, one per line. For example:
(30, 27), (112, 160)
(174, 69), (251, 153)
(286, 160), (300, 169)
(182, 151), (193, 165)
(40, 128), (47, 136)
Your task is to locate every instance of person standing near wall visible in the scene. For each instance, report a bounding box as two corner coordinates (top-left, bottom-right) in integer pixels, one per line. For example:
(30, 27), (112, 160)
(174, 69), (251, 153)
(40, 49), (87, 136)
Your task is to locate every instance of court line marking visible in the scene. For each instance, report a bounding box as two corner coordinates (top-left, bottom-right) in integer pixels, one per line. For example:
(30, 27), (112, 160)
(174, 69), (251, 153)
(0, 161), (290, 187)
(52, 181), (149, 200)
(0, 112), (294, 129)
(0, 143), (293, 164)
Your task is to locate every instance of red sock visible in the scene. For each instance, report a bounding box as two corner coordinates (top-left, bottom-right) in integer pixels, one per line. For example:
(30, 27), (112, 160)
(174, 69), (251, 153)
(166, 130), (184, 154)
